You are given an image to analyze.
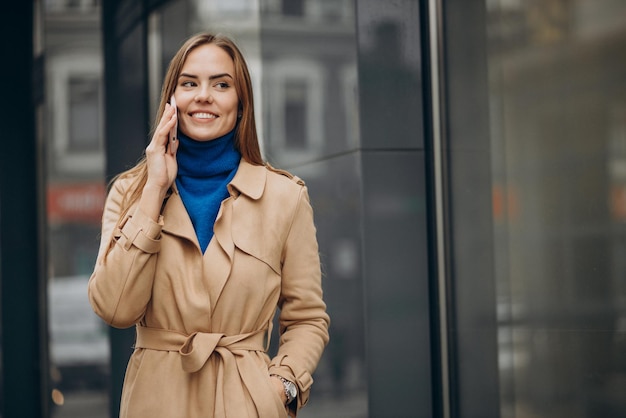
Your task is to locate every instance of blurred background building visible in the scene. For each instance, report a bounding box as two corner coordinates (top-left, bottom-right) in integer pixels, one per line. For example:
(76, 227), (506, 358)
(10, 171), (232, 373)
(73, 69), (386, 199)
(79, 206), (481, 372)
(1, 0), (626, 417)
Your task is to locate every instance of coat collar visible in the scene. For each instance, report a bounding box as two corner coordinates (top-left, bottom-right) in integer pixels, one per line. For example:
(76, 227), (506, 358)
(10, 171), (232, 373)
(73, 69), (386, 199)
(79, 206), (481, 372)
(168, 159), (266, 200)
(227, 159), (266, 200)
(161, 159), (266, 244)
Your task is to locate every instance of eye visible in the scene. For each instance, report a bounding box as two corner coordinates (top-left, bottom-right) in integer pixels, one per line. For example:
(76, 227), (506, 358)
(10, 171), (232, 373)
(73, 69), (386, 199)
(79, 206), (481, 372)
(215, 81), (230, 89)
(181, 80), (197, 87)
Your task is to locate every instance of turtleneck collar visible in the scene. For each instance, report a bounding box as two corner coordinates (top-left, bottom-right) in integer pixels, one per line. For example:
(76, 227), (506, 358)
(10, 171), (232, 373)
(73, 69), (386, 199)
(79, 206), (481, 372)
(176, 128), (241, 178)
(174, 128), (241, 253)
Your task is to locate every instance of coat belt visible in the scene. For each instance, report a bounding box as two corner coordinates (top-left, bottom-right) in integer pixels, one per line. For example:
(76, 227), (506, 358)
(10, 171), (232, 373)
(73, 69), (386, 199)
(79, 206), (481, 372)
(134, 325), (269, 373)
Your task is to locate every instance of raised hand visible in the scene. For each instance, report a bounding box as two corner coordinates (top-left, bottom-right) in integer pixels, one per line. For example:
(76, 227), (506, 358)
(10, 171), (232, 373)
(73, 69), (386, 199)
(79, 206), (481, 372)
(139, 103), (179, 220)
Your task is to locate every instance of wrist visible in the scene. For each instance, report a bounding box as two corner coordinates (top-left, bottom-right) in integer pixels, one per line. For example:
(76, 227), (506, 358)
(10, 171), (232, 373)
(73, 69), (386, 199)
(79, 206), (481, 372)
(143, 183), (168, 200)
(139, 184), (168, 221)
(271, 374), (297, 405)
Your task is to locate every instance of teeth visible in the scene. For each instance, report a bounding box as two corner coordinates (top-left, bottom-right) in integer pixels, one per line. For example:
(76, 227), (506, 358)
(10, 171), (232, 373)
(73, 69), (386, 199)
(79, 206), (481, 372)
(193, 112), (217, 119)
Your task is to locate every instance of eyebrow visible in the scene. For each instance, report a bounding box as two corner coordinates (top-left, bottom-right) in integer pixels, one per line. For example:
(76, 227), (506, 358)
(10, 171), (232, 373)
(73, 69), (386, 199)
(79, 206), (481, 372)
(179, 72), (234, 81)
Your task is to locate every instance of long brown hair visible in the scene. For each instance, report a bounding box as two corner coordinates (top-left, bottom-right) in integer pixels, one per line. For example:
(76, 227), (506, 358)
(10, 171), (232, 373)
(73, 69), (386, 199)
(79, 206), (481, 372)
(111, 32), (264, 231)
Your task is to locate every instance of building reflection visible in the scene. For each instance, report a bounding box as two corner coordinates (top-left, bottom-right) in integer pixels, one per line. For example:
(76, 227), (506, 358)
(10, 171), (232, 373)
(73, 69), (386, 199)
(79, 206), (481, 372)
(43, 1), (110, 415)
(484, 0), (626, 416)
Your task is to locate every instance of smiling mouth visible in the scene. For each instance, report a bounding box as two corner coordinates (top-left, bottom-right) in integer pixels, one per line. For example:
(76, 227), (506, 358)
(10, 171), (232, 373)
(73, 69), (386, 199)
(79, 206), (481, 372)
(191, 112), (217, 120)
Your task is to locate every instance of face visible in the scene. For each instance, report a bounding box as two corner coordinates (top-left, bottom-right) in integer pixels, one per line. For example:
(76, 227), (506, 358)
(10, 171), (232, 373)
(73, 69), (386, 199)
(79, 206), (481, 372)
(173, 43), (240, 142)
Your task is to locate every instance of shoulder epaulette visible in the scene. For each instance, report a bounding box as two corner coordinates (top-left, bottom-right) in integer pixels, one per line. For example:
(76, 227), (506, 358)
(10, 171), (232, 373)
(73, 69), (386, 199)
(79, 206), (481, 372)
(265, 162), (305, 186)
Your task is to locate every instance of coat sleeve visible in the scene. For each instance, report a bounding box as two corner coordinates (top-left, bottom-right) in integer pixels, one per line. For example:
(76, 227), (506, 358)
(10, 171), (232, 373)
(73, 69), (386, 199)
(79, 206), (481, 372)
(88, 178), (163, 328)
(268, 185), (330, 412)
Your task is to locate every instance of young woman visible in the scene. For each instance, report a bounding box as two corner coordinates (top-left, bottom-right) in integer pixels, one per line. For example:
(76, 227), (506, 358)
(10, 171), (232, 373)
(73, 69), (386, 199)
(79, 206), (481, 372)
(88, 32), (330, 418)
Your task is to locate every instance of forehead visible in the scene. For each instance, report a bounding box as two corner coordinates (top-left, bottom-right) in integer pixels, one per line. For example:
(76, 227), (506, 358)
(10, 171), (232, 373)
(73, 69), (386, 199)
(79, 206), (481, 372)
(181, 43), (235, 74)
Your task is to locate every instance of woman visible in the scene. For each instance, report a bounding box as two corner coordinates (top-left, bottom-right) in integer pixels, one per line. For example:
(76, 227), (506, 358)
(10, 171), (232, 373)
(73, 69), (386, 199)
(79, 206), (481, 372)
(88, 32), (330, 418)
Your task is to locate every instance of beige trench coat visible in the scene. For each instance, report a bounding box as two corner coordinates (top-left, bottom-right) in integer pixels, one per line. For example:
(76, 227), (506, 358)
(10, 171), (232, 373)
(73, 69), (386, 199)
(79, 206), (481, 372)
(88, 160), (330, 418)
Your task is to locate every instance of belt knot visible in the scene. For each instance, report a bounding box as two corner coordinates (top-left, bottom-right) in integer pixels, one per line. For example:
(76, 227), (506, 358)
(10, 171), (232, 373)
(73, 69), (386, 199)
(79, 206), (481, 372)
(134, 326), (268, 373)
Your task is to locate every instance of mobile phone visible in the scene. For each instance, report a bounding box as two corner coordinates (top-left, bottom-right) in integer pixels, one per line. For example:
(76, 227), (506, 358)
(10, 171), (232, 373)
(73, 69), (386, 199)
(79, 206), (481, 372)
(169, 95), (178, 144)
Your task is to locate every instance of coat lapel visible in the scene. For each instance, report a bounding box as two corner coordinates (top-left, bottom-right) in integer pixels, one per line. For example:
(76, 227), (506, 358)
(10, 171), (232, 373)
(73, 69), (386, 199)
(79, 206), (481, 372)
(206, 161), (268, 307)
(231, 162), (282, 275)
(161, 186), (199, 249)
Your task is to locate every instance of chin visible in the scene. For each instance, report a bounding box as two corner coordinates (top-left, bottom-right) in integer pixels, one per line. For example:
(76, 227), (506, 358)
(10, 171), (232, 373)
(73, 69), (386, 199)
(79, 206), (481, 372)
(190, 131), (222, 141)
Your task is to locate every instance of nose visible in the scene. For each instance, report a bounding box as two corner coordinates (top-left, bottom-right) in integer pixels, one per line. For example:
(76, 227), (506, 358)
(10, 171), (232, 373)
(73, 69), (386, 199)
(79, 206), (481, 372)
(194, 86), (213, 103)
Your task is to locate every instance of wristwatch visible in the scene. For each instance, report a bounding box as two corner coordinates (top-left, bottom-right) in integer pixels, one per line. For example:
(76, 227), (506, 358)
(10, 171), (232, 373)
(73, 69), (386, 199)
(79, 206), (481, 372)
(272, 375), (297, 404)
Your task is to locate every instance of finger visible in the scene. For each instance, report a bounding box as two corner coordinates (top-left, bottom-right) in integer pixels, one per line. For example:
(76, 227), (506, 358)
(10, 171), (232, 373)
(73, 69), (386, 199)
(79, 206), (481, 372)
(151, 105), (177, 148)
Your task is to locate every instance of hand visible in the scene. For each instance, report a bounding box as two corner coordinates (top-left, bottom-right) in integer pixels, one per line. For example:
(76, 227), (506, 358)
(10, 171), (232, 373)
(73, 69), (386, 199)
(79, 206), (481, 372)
(144, 103), (179, 197)
(270, 375), (288, 405)
(138, 103), (179, 221)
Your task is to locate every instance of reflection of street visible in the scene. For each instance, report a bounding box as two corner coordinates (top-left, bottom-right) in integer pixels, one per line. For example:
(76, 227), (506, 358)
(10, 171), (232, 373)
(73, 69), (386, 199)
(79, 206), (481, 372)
(52, 391), (108, 418)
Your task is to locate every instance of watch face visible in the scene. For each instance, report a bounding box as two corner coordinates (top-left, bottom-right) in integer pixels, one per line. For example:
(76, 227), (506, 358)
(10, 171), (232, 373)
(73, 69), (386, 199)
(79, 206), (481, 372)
(286, 381), (297, 400)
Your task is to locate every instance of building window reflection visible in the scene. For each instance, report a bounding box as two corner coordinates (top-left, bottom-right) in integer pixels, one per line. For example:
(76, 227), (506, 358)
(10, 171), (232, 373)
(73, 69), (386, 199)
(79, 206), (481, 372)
(266, 60), (324, 163)
(68, 77), (101, 153)
(49, 52), (103, 174)
(282, 0), (304, 17)
(45, 0), (100, 13)
(284, 79), (308, 151)
(263, 0), (352, 22)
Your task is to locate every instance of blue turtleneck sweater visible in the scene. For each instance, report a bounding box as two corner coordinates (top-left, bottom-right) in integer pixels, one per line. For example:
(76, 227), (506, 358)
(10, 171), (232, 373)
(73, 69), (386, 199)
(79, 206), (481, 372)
(175, 129), (241, 253)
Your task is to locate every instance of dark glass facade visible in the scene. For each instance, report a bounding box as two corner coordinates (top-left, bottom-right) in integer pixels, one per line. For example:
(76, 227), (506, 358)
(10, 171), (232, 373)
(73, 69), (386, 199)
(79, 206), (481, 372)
(444, 1), (626, 417)
(2, 1), (626, 417)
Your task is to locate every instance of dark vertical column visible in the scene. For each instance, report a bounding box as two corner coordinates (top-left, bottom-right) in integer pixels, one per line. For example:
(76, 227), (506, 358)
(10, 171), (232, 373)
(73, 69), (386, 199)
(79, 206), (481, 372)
(355, 1), (434, 416)
(102, 2), (150, 417)
(0, 0), (49, 417)
(442, 1), (500, 417)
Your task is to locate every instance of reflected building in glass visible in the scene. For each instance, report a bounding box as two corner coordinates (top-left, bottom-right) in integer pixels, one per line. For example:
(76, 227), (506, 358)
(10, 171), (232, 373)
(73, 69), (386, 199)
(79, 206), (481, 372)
(43, 1), (110, 416)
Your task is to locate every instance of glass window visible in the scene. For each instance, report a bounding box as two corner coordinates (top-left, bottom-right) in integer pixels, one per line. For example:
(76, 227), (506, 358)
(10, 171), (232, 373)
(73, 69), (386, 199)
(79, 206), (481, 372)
(444, 1), (626, 417)
(264, 61), (325, 164)
(44, 3), (109, 417)
(68, 77), (101, 153)
(282, 0), (304, 16)
(48, 52), (104, 174)
(45, 0), (100, 13)
(284, 79), (308, 151)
